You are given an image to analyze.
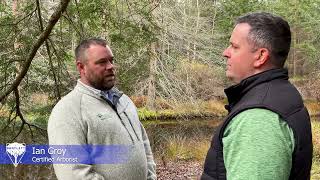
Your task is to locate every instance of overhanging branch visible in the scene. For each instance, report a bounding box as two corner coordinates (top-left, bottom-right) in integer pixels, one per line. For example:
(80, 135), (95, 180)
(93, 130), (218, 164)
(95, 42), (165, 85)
(0, 0), (71, 103)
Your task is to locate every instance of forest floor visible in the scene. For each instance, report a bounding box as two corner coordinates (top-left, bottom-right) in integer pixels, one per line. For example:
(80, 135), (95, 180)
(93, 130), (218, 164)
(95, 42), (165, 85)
(156, 160), (202, 180)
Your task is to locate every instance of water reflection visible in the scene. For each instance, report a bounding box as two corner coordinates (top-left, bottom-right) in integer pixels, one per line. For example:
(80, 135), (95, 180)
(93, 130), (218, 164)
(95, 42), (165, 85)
(143, 118), (223, 156)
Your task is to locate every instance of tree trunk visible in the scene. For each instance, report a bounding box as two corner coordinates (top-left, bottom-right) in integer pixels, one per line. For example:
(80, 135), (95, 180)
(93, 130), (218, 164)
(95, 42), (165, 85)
(193, 0), (200, 60)
(146, 42), (157, 110)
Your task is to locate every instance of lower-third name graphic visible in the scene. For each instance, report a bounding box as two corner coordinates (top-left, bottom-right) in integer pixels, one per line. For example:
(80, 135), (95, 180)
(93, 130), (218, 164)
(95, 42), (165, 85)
(32, 147), (66, 156)
(32, 156), (78, 163)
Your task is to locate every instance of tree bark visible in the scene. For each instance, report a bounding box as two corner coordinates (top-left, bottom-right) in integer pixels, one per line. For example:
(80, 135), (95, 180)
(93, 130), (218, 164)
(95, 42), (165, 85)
(146, 42), (157, 110)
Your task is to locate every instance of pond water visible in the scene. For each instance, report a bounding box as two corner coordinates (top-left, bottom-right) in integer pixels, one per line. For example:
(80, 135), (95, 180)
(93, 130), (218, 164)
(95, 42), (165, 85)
(143, 118), (223, 153)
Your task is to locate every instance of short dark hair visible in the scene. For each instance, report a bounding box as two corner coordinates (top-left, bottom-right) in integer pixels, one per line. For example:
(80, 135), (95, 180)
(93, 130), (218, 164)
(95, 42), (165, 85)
(75, 38), (107, 62)
(236, 12), (291, 67)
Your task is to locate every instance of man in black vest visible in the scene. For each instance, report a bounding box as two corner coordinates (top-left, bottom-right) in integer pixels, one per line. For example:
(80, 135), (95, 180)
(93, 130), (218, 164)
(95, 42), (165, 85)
(201, 12), (312, 180)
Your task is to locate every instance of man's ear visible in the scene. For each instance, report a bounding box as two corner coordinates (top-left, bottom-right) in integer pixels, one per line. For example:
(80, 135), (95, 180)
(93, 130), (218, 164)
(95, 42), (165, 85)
(76, 60), (85, 75)
(254, 48), (270, 68)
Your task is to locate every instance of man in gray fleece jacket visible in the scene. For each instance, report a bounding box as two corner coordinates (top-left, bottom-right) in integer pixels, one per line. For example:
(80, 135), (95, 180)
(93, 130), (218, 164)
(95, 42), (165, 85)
(48, 38), (156, 180)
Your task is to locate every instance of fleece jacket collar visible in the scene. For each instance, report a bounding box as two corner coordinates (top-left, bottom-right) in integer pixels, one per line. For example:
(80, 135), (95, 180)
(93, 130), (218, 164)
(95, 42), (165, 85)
(75, 80), (125, 112)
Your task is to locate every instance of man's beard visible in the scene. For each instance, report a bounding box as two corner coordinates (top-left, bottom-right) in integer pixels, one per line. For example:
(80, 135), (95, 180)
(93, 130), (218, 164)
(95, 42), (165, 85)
(87, 74), (115, 91)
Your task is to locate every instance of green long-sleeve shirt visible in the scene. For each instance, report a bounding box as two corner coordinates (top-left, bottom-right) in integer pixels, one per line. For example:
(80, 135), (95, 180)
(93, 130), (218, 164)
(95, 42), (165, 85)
(222, 108), (295, 180)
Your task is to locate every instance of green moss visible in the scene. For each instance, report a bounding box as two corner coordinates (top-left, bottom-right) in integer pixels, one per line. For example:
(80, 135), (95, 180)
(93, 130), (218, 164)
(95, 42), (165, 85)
(138, 108), (158, 121)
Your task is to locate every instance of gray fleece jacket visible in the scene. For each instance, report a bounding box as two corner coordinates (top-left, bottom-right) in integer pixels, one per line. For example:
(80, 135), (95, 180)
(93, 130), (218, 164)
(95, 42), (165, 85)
(48, 81), (156, 180)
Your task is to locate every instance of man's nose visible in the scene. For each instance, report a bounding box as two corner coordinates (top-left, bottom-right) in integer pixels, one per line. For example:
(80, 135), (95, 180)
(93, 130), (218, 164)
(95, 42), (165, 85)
(106, 61), (113, 70)
(222, 46), (230, 58)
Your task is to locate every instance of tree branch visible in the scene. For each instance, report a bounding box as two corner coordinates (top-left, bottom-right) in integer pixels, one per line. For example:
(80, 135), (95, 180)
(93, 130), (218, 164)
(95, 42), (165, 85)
(11, 88), (47, 141)
(36, 0), (62, 100)
(62, 13), (82, 38)
(11, 88), (26, 141)
(0, 8), (37, 27)
(0, 0), (71, 103)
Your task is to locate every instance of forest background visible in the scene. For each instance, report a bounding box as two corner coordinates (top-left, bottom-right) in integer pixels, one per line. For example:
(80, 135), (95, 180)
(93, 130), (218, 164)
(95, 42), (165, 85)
(0, 0), (320, 179)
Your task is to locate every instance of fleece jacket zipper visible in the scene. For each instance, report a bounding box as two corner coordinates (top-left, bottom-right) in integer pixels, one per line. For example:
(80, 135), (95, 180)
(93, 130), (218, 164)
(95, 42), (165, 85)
(100, 95), (135, 144)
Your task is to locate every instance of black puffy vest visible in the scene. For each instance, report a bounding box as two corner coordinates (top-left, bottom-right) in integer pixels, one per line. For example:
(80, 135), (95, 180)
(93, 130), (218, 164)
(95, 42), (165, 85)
(201, 68), (313, 180)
